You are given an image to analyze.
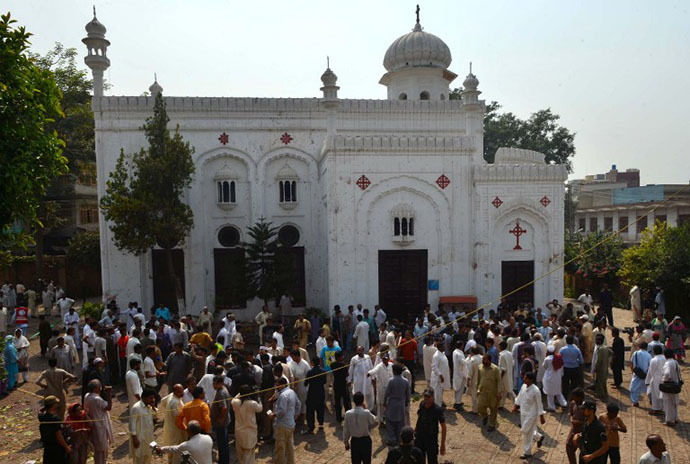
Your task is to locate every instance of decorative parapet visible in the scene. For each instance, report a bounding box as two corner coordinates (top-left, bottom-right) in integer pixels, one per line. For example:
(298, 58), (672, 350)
(474, 163), (568, 182)
(330, 135), (474, 153)
(494, 147), (545, 165)
(92, 96), (469, 115)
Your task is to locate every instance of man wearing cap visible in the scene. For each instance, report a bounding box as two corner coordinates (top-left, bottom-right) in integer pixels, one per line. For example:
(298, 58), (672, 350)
(39, 395), (71, 464)
(574, 401), (609, 464)
(414, 388), (447, 464)
(198, 306), (213, 331)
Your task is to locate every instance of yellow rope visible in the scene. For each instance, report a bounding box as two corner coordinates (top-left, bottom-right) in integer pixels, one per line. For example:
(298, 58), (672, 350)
(29, 182), (690, 425)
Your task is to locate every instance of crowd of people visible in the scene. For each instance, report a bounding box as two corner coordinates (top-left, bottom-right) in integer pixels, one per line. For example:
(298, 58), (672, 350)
(0, 280), (685, 464)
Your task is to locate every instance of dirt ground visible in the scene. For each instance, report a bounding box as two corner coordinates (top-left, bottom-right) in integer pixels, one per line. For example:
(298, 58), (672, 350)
(3, 306), (689, 463)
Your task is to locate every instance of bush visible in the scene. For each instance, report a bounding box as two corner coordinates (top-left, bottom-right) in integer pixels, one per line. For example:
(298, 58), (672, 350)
(80, 301), (104, 320)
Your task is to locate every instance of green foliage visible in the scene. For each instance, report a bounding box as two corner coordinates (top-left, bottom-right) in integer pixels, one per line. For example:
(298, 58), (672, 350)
(0, 13), (68, 251)
(449, 90), (576, 171)
(32, 43), (95, 171)
(100, 92), (195, 254)
(80, 301), (104, 320)
(244, 219), (296, 306)
(619, 223), (690, 318)
(67, 231), (101, 268)
(571, 230), (624, 284)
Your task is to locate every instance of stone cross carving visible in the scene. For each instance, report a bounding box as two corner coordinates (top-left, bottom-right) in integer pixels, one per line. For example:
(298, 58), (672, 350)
(509, 219), (527, 250)
(416, 5), (420, 24)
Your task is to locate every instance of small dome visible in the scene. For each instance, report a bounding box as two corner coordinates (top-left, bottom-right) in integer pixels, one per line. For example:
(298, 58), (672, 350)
(85, 8), (106, 38)
(214, 163), (238, 180)
(383, 22), (452, 72)
(463, 72), (479, 90)
(275, 162), (298, 180)
(149, 77), (163, 96)
(321, 67), (338, 86)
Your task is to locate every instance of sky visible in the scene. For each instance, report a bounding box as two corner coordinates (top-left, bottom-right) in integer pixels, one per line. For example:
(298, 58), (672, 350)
(6, 0), (690, 184)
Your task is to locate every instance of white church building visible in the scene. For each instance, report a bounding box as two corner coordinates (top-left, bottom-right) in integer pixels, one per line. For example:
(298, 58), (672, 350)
(84, 9), (567, 320)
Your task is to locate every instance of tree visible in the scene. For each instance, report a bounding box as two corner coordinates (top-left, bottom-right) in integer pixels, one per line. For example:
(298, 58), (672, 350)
(619, 223), (690, 318)
(244, 219), (296, 307)
(100, 92), (195, 313)
(31, 43), (96, 278)
(449, 89), (576, 171)
(0, 13), (68, 257)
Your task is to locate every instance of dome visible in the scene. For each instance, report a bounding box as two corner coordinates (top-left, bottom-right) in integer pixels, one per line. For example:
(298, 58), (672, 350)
(85, 8), (106, 38)
(463, 72), (479, 90)
(321, 67), (338, 87)
(383, 22), (452, 72)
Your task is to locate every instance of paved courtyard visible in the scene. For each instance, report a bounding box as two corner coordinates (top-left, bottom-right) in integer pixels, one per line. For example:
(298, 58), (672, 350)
(2, 306), (689, 463)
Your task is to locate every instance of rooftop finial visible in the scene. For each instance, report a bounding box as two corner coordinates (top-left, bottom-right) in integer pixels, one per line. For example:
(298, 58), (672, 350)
(327, 56), (330, 69)
(469, 61), (472, 74)
(416, 4), (420, 24)
(93, 5), (96, 17)
(154, 72), (158, 82)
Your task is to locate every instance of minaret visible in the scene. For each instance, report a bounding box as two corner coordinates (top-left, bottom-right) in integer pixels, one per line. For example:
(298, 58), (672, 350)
(82, 7), (110, 97)
(149, 74), (163, 97)
(320, 58), (340, 108)
(461, 63), (485, 162)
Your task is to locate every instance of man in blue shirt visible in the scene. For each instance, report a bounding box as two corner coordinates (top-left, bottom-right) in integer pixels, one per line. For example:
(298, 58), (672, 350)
(485, 337), (499, 365)
(559, 336), (584, 400)
(270, 377), (301, 464)
(321, 336), (342, 406)
(155, 303), (171, 322)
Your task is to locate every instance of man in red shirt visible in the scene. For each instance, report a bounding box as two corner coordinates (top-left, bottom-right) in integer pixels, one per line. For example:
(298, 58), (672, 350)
(117, 322), (129, 380)
(398, 330), (419, 394)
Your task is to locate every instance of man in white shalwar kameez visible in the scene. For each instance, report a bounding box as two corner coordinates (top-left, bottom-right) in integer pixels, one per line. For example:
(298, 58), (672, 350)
(645, 345), (665, 414)
(541, 345), (567, 411)
(287, 352), (310, 418)
(661, 351), (681, 425)
(348, 347), (374, 409)
(159, 385), (187, 464)
(452, 342), (467, 409)
(513, 372), (545, 459)
(498, 341), (515, 409)
(368, 356), (393, 424)
(422, 338), (437, 386)
(466, 346), (483, 413)
(430, 338), (451, 407)
(129, 391), (156, 464)
(353, 316), (370, 352)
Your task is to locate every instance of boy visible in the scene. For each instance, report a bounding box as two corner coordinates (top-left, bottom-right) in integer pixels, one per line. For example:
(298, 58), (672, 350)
(598, 403), (626, 464)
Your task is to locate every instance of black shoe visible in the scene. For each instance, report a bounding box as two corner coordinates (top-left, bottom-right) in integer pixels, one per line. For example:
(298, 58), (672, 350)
(537, 436), (544, 448)
(482, 417), (488, 426)
(519, 454), (532, 460)
(487, 426), (496, 432)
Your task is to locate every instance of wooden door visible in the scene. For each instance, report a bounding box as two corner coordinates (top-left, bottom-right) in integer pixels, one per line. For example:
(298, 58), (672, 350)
(378, 249), (428, 323)
(214, 248), (247, 309)
(501, 260), (534, 307)
(152, 249), (185, 311)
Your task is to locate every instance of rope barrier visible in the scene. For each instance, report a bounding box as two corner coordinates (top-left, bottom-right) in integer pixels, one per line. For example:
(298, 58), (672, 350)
(23, 182), (690, 426)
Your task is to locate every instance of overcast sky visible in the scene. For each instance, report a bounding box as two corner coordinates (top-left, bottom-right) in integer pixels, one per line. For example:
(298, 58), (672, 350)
(7, 0), (690, 184)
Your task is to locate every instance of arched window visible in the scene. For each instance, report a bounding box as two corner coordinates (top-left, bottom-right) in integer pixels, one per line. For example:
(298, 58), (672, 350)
(420, 91), (430, 100)
(399, 93), (408, 100)
(279, 180), (297, 203)
(409, 218), (414, 236)
(440, 94), (446, 100)
(391, 204), (415, 243)
(394, 217), (401, 236)
(401, 217), (408, 236)
(217, 180), (236, 204)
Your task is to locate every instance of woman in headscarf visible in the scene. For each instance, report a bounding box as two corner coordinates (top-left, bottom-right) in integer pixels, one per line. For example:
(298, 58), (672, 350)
(13, 328), (30, 383)
(3, 335), (18, 390)
(667, 316), (687, 361)
(64, 403), (91, 464)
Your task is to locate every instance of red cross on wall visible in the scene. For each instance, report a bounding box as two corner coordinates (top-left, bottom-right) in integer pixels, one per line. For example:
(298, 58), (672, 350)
(509, 219), (527, 250)
(218, 132), (229, 145)
(436, 174), (450, 189)
(356, 175), (371, 190)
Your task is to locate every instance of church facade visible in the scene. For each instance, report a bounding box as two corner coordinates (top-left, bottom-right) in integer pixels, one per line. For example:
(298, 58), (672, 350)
(84, 11), (567, 320)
